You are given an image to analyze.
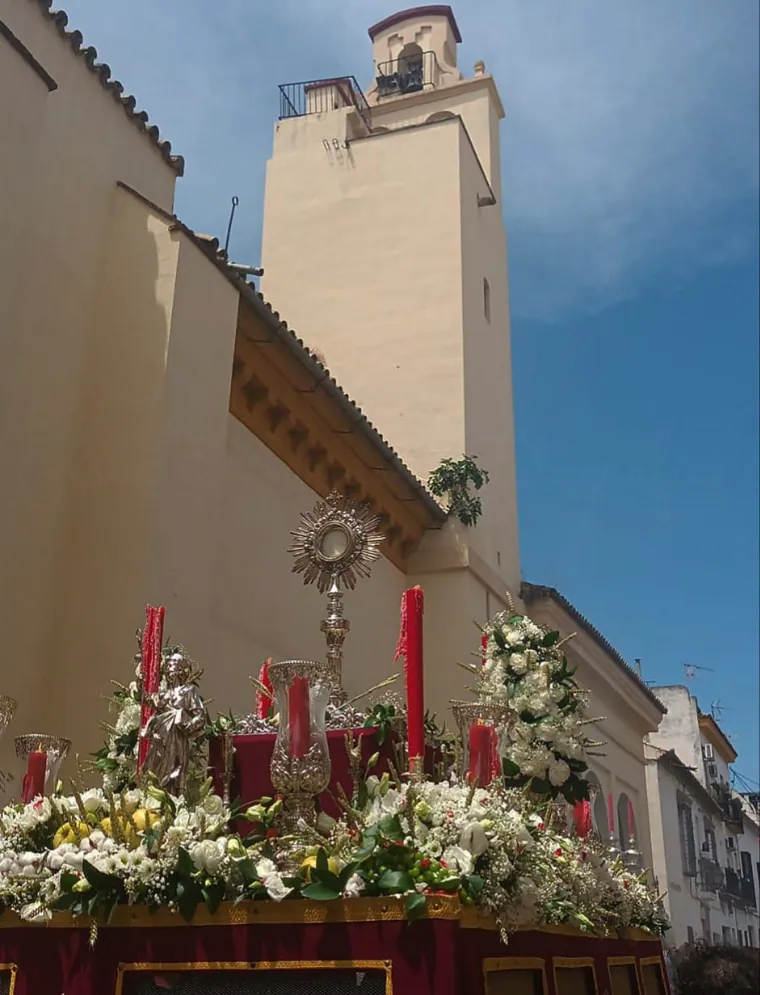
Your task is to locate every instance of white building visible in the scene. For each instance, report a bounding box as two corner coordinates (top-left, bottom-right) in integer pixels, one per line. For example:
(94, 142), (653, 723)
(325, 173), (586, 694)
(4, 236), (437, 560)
(645, 686), (759, 950)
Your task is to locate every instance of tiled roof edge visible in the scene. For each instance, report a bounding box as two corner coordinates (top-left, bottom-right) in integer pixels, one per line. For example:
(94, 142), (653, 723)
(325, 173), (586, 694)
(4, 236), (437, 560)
(32, 1), (184, 174)
(520, 581), (666, 713)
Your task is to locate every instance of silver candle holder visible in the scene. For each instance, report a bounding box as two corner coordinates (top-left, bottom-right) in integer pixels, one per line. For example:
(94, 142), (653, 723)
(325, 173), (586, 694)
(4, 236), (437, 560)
(451, 700), (514, 787)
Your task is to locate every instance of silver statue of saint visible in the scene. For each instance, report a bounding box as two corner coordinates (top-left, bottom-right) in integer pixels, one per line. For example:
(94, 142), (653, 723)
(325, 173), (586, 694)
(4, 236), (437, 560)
(141, 652), (205, 795)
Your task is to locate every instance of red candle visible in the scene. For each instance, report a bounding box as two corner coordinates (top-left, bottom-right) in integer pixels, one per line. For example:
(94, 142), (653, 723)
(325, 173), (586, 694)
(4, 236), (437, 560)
(404, 587), (425, 766)
(288, 676), (311, 759)
(468, 722), (492, 788)
(608, 792), (615, 834)
(628, 799), (635, 839)
(22, 751), (47, 803)
(573, 800), (592, 838)
(256, 658), (273, 719)
(481, 632), (489, 667)
(138, 605), (165, 771)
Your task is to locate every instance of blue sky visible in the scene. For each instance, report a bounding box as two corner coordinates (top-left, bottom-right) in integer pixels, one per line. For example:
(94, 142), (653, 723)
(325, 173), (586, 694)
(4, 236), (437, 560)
(56, 1), (759, 783)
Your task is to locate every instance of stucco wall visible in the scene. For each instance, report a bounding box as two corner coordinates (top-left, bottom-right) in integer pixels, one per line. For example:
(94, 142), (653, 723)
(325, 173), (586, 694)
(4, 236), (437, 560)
(0, 2), (178, 792)
(210, 415), (407, 716)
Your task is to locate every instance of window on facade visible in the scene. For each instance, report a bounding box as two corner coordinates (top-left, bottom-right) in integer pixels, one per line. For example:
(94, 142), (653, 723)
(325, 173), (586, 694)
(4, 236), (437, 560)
(687, 925), (695, 945)
(749, 925), (756, 947)
(483, 277), (491, 322)
(723, 926), (732, 944)
(702, 818), (717, 860)
(678, 804), (697, 875)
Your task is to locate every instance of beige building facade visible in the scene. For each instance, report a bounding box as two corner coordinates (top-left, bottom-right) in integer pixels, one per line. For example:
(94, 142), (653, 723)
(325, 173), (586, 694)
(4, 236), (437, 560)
(645, 686), (759, 950)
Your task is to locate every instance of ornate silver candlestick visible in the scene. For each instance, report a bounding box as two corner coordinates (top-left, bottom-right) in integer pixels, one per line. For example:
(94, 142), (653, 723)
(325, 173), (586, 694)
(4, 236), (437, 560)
(0, 696), (16, 742)
(14, 734), (71, 793)
(289, 491), (383, 706)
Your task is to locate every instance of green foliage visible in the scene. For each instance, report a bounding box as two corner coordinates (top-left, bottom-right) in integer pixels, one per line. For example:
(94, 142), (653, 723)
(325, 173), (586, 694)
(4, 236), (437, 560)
(362, 702), (397, 746)
(428, 455), (490, 527)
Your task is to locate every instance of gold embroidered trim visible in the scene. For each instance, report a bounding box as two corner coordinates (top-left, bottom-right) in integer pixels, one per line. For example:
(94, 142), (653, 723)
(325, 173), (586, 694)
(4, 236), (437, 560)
(0, 895), (460, 929)
(115, 959), (392, 995)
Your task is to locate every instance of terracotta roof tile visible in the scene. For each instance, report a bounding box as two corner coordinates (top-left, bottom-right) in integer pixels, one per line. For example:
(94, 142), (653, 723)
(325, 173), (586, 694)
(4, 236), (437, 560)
(32, 1), (183, 174)
(520, 581), (666, 713)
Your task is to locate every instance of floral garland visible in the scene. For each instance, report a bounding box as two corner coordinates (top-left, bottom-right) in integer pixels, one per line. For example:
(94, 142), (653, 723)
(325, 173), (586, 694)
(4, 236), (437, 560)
(478, 611), (603, 803)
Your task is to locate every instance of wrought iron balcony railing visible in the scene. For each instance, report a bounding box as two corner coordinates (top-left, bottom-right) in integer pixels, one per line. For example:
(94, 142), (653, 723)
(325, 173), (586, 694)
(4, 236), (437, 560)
(278, 77), (371, 132)
(375, 50), (439, 98)
(698, 858), (724, 892)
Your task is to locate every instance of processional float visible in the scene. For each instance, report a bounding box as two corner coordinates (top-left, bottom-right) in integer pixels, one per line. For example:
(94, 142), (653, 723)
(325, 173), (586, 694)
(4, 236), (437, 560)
(0, 493), (667, 995)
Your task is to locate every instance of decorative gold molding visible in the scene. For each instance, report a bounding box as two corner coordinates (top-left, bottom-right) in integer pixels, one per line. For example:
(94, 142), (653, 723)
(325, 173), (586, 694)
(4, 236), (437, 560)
(482, 956), (548, 995)
(458, 908), (657, 943)
(0, 964), (17, 995)
(115, 960), (393, 995)
(553, 957), (599, 995)
(0, 895), (460, 930)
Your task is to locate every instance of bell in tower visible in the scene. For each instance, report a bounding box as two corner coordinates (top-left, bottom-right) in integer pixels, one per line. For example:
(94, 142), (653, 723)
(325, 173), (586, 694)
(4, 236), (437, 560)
(367, 5), (464, 101)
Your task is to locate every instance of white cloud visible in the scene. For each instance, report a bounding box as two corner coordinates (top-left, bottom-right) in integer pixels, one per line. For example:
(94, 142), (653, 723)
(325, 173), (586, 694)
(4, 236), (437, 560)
(56, 0), (759, 319)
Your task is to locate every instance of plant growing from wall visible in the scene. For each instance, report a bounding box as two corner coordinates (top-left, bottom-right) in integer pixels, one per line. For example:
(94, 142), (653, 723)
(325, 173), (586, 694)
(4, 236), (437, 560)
(428, 455), (490, 527)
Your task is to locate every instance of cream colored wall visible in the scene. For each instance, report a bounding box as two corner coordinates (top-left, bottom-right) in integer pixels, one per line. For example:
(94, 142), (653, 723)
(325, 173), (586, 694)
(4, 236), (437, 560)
(0, 3), (177, 795)
(525, 599), (661, 870)
(263, 115), (467, 500)
(210, 415), (407, 716)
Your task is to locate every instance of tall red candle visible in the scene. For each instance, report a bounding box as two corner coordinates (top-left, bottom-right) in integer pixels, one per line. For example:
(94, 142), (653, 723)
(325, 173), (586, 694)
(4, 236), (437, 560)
(403, 587), (425, 766)
(22, 751), (46, 803)
(481, 632), (489, 666)
(468, 723), (492, 788)
(256, 659), (273, 719)
(628, 799), (635, 840)
(288, 677), (311, 759)
(608, 792), (615, 834)
(138, 605), (165, 771)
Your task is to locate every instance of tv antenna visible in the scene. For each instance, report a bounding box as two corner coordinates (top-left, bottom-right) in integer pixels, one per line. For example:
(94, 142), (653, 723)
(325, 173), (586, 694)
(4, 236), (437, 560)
(710, 700), (728, 719)
(224, 195), (239, 256)
(684, 662), (714, 680)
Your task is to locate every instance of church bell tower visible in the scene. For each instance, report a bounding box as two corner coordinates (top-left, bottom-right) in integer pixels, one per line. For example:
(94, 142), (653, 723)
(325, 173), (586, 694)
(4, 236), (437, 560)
(261, 6), (520, 606)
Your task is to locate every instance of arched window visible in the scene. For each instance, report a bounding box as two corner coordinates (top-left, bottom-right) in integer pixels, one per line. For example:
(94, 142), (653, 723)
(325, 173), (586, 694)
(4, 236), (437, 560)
(397, 43), (424, 93)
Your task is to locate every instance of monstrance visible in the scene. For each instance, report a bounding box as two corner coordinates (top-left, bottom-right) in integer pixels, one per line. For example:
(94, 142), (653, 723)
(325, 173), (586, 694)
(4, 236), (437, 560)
(289, 491), (383, 703)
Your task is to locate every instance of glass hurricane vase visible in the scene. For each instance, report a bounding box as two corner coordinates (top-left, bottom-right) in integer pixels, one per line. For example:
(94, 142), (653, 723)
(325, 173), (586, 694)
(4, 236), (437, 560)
(14, 734), (72, 794)
(268, 659), (332, 831)
(451, 700), (513, 789)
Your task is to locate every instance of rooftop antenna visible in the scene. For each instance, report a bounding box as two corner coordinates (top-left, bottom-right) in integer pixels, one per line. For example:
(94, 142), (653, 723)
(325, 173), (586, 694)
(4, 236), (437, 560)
(223, 195), (239, 256)
(710, 700), (728, 719)
(684, 662), (714, 680)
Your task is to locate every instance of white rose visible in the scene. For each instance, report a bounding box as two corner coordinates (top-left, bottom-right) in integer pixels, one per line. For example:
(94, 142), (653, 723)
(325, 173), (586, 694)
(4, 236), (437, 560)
(548, 759), (571, 787)
(0, 858), (12, 874)
(510, 653), (528, 675)
(256, 857), (278, 879)
(22, 864), (38, 878)
(343, 873), (364, 898)
(80, 789), (106, 814)
(47, 852), (65, 872)
(459, 822), (489, 858)
(63, 851), (84, 870)
(263, 873), (292, 902)
(191, 840), (223, 875)
(441, 845), (473, 875)
(202, 794), (225, 818)
(120, 790), (141, 815)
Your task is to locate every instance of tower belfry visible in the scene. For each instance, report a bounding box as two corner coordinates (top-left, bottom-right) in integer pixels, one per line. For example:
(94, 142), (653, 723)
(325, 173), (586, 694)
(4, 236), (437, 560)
(261, 5), (520, 609)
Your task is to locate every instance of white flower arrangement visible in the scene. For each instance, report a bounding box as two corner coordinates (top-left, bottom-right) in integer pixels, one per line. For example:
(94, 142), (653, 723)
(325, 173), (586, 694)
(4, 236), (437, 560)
(476, 611), (603, 802)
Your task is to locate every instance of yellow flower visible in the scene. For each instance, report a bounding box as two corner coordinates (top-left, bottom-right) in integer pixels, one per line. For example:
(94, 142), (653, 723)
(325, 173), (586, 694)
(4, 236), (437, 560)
(53, 822), (91, 848)
(300, 854), (339, 882)
(99, 816), (138, 849)
(131, 808), (160, 833)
